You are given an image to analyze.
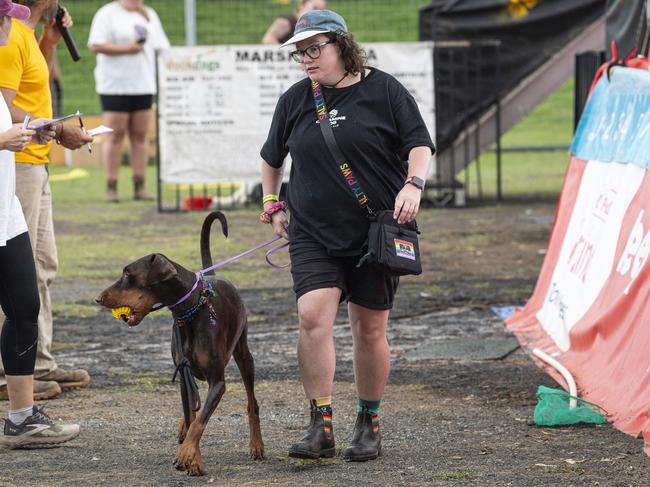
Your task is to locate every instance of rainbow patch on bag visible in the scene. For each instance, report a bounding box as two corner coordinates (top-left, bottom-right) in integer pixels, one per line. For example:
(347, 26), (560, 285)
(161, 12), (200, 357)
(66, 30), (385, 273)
(394, 238), (416, 260)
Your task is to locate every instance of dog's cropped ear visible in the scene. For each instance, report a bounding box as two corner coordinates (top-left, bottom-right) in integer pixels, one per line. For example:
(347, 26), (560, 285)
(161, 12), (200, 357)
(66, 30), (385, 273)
(145, 254), (178, 286)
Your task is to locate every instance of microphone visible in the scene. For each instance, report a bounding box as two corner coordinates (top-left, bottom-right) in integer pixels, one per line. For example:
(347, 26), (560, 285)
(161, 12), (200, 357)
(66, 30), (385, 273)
(55, 5), (80, 62)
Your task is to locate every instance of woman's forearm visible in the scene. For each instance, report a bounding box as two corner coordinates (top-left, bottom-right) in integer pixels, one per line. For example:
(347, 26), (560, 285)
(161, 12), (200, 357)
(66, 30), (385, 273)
(90, 42), (141, 55)
(406, 146), (432, 181)
(261, 160), (285, 204)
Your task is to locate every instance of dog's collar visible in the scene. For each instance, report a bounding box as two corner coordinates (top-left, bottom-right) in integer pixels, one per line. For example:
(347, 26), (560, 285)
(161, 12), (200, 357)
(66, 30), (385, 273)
(170, 272), (202, 309)
(172, 278), (218, 327)
(150, 272), (202, 313)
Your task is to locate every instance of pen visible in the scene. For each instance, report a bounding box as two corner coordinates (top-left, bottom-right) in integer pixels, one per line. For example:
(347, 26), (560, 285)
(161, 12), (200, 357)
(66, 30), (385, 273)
(78, 115), (92, 154)
(22, 114), (30, 129)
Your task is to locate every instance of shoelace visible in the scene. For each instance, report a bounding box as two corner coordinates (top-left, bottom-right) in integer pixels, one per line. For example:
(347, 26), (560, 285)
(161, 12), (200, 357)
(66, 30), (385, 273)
(31, 407), (54, 426)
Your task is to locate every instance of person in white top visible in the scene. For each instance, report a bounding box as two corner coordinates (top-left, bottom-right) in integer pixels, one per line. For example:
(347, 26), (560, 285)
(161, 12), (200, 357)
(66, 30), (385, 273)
(0, 0), (80, 449)
(88, 0), (170, 203)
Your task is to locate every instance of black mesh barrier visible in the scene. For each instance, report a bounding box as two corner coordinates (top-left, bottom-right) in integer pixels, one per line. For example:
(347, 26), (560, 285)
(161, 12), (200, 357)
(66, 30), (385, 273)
(419, 0), (605, 154)
(606, 0), (647, 59)
(574, 50), (606, 130)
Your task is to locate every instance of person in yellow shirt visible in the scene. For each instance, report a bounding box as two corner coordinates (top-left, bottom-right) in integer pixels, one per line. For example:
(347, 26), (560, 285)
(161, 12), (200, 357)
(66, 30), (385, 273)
(0, 0), (93, 401)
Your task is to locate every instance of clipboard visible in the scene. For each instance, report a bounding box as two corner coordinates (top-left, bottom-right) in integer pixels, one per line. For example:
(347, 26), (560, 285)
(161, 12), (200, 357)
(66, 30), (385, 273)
(35, 112), (82, 131)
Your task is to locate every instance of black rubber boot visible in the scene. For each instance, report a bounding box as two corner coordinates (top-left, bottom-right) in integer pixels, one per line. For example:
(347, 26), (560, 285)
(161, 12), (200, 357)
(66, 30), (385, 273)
(342, 406), (381, 462)
(133, 177), (154, 201)
(288, 400), (335, 459)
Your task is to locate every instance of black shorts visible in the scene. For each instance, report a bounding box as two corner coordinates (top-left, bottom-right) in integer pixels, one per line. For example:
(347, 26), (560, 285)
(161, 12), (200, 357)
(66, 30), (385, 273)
(100, 94), (153, 112)
(289, 236), (399, 310)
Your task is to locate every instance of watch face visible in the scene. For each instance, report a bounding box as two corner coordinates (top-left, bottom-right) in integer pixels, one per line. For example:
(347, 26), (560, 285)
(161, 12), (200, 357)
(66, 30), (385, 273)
(410, 176), (424, 189)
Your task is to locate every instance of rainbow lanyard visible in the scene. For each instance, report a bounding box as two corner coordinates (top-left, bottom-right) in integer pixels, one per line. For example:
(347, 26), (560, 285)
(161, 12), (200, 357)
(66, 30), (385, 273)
(311, 79), (372, 213)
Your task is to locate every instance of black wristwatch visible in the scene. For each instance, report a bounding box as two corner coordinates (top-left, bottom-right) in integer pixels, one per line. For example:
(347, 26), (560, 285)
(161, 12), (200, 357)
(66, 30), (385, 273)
(405, 176), (425, 191)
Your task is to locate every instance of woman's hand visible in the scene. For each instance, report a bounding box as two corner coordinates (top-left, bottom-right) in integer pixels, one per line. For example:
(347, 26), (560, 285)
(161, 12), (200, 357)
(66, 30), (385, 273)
(28, 119), (56, 144)
(127, 42), (145, 54)
(0, 124), (35, 152)
(394, 184), (422, 224)
(41, 6), (73, 46)
(266, 203), (289, 240)
(56, 124), (93, 150)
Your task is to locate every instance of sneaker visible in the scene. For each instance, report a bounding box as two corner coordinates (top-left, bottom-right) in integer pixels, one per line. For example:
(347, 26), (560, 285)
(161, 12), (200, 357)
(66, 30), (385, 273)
(37, 368), (90, 390)
(0, 381), (61, 401)
(106, 180), (119, 203)
(0, 406), (80, 449)
(106, 187), (119, 203)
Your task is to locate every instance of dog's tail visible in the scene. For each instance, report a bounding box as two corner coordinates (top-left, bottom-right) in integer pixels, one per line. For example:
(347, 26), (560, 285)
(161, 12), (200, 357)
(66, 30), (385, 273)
(200, 211), (228, 275)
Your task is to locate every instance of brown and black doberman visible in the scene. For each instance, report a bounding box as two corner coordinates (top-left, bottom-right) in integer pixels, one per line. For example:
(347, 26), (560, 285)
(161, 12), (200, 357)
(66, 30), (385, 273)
(95, 211), (264, 476)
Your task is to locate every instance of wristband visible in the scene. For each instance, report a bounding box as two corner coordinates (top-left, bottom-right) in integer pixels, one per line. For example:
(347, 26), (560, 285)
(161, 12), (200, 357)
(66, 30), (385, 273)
(259, 200), (288, 224)
(262, 193), (278, 204)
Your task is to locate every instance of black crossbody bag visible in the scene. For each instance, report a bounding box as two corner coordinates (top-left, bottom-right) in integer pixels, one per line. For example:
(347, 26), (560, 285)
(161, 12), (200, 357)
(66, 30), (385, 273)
(311, 79), (422, 276)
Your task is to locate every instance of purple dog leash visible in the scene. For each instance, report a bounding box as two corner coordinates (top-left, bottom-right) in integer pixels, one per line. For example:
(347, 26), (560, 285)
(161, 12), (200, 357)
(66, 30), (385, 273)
(169, 236), (289, 309)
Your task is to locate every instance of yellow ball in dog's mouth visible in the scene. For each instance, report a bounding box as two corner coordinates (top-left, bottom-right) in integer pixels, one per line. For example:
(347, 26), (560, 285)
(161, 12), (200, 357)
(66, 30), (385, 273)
(111, 306), (132, 322)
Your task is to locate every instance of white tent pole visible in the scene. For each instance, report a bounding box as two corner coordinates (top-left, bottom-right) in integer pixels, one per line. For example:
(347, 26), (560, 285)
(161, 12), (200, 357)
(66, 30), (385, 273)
(184, 0), (197, 46)
(532, 348), (578, 409)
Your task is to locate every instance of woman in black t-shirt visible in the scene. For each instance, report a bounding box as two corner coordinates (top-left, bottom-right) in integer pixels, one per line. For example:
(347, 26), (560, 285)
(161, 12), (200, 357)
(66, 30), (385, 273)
(260, 9), (434, 462)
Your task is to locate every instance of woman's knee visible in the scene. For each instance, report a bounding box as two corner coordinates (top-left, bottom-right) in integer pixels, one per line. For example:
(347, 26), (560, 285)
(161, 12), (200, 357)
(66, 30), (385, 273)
(7, 294), (39, 325)
(298, 306), (333, 335)
(107, 129), (126, 144)
(20, 294), (39, 324)
(351, 313), (389, 343)
(128, 127), (149, 145)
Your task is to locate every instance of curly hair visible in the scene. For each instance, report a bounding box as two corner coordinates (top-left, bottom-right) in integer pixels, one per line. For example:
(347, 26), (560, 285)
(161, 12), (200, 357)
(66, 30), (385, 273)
(327, 30), (367, 76)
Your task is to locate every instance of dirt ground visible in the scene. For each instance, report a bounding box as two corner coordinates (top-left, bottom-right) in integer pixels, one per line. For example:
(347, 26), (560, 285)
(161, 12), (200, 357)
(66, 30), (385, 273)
(1, 200), (649, 487)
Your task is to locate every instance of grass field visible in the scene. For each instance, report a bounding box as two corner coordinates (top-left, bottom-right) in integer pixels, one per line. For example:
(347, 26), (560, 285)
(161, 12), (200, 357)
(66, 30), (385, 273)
(58, 0), (429, 114)
(458, 79), (574, 199)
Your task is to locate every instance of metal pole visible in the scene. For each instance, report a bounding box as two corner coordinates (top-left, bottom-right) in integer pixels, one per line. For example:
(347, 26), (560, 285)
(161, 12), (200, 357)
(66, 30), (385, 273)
(495, 44), (502, 201)
(185, 0), (197, 46)
(155, 50), (162, 212)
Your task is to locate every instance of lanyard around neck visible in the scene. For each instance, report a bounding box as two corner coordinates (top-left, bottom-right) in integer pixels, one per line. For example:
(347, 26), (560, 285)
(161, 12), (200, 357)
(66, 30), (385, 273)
(311, 79), (374, 215)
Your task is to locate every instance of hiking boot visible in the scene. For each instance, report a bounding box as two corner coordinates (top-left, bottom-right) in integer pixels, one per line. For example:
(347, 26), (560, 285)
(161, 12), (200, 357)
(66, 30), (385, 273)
(342, 406), (381, 462)
(288, 400), (335, 459)
(106, 180), (119, 203)
(0, 405), (80, 449)
(133, 178), (154, 201)
(37, 368), (90, 390)
(0, 381), (61, 401)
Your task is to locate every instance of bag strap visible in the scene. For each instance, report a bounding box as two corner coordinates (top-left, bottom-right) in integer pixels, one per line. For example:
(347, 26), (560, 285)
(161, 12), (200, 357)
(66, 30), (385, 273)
(311, 79), (374, 216)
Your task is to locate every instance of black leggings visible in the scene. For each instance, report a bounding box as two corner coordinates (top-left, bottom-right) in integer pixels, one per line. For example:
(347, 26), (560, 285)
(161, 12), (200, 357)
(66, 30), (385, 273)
(0, 232), (39, 375)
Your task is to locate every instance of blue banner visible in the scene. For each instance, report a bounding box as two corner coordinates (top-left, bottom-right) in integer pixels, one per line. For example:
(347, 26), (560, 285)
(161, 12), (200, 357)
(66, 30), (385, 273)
(572, 68), (650, 168)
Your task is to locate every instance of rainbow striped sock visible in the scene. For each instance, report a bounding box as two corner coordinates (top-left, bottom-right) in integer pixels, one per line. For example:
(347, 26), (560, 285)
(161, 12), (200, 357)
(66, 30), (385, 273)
(314, 397), (333, 440)
(358, 398), (381, 434)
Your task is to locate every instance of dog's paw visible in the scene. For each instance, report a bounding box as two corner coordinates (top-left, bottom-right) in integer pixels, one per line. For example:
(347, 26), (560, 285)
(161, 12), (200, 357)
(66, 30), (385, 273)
(174, 446), (205, 476)
(250, 440), (265, 460)
(177, 417), (187, 444)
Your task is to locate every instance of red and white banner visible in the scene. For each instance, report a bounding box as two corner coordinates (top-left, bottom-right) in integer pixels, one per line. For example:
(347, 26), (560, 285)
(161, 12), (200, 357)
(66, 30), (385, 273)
(506, 65), (650, 455)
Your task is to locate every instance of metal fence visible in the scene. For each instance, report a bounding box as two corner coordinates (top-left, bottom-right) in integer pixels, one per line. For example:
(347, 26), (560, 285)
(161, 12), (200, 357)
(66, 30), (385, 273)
(58, 0), (429, 114)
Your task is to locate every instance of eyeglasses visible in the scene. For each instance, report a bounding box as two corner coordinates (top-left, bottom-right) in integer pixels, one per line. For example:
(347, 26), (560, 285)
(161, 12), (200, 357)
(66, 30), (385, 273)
(290, 40), (336, 63)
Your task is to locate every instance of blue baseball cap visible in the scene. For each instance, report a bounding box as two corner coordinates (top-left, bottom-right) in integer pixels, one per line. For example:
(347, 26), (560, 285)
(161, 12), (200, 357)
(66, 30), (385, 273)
(280, 9), (347, 48)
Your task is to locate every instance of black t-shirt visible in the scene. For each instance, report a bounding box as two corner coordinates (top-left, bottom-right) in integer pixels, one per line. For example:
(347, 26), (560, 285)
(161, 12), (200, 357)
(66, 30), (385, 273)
(261, 68), (435, 256)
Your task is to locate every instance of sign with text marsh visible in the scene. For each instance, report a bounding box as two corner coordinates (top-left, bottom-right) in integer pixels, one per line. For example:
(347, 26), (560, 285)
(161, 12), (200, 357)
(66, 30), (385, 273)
(157, 43), (434, 184)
